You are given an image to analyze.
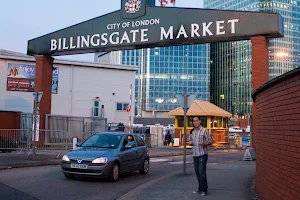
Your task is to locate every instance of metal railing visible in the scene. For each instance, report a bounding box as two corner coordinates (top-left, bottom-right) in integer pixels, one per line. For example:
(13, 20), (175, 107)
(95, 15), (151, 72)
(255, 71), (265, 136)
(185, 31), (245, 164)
(0, 129), (31, 152)
(140, 134), (158, 148)
(39, 130), (70, 151)
(0, 126), (164, 155)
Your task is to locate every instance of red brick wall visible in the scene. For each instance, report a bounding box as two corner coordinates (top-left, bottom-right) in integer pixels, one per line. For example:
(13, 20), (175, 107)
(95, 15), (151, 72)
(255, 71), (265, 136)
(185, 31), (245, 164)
(251, 36), (269, 149)
(253, 68), (300, 200)
(233, 118), (249, 128)
(0, 111), (21, 129)
(34, 55), (53, 129)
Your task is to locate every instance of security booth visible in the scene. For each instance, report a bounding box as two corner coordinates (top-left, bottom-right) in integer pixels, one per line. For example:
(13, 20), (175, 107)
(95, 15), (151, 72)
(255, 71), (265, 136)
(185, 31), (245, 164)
(166, 100), (232, 147)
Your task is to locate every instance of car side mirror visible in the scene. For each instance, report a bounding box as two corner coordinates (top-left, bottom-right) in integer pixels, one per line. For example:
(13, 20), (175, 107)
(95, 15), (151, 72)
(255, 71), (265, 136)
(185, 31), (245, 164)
(124, 143), (133, 149)
(75, 142), (80, 147)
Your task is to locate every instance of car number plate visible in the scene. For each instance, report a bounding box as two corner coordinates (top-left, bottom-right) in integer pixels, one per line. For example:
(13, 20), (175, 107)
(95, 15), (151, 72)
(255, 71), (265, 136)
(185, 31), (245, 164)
(71, 163), (88, 169)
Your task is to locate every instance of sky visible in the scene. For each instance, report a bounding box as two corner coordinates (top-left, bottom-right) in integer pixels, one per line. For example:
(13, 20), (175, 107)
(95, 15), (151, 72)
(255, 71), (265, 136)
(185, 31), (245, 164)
(0, 0), (203, 62)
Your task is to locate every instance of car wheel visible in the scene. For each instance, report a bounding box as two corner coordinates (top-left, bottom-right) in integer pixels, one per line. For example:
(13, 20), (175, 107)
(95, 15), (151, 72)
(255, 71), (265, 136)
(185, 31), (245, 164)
(109, 164), (120, 182)
(64, 174), (75, 180)
(139, 159), (149, 175)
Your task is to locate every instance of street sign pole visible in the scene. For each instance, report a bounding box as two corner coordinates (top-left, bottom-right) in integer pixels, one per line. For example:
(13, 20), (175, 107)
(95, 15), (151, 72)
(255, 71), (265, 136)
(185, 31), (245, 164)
(183, 90), (189, 175)
(32, 94), (37, 160)
(250, 115), (253, 148)
(32, 92), (43, 160)
(176, 92), (196, 175)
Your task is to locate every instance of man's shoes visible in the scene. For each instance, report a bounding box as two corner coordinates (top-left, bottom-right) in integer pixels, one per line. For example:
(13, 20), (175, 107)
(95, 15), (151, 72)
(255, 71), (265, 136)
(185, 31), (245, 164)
(193, 190), (208, 196)
(200, 192), (207, 196)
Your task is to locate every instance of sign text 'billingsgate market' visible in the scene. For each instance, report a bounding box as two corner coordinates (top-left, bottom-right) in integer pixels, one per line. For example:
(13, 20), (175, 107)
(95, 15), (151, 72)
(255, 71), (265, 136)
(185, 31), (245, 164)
(50, 18), (239, 51)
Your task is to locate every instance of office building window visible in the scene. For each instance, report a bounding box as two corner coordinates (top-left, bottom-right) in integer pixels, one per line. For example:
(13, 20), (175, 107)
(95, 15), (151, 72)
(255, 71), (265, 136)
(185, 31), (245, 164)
(116, 103), (129, 111)
(123, 103), (129, 110)
(93, 99), (100, 117)
(117, 103), (123, 111)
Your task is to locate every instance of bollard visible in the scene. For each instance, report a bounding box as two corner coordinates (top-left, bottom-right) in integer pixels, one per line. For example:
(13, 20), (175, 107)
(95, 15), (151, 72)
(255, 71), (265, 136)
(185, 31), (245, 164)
(72, 137), (78, 150)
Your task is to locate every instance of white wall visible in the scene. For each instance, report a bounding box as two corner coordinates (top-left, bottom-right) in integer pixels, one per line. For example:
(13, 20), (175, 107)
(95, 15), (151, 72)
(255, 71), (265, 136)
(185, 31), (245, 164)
(0, 59), (34, 113)
(141, 111), (172, 118)
(0, 58), (136, 125)
(52, 63), (135, 124)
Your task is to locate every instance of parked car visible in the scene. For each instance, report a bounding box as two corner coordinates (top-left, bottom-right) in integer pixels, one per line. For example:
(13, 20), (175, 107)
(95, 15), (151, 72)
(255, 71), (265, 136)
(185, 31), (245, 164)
(61, 132), (149, 182)
(0, 136), (18, 153)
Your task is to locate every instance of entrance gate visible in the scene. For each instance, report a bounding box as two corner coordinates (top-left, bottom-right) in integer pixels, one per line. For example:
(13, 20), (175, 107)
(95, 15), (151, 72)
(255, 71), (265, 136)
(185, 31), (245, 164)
(27, 0), (284, 148)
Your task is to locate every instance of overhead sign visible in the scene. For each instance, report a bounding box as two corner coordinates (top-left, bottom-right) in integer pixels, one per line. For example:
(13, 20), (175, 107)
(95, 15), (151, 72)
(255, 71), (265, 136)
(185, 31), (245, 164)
(27, 0), (284, 56)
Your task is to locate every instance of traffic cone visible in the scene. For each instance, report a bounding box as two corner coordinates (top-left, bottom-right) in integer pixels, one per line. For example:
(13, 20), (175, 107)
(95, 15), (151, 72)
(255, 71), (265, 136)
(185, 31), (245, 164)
(243, 148), (256, 161)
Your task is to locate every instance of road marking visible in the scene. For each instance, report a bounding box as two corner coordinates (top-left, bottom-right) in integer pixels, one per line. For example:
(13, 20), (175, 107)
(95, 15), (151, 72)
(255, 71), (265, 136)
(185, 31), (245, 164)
(150, 158), (194, 165)
(208, 163), (217, 166)
(168, 161), (193, 165)
(150, 158), (173, 163)
(150, 158), (219, 166)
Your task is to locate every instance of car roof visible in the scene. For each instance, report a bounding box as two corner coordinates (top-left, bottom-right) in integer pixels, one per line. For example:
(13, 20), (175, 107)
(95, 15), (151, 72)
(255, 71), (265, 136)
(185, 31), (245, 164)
(94, 132), (137, 136)
(94, 132), (142, 137)
(94, 132), (125, 135)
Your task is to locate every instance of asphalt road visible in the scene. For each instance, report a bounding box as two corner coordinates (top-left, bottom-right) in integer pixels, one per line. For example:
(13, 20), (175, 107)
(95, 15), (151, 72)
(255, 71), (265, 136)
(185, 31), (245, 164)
(0, 151), (245, 200)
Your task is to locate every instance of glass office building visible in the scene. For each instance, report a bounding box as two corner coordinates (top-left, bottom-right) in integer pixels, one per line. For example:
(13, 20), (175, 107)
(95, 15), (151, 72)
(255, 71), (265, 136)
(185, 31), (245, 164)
(204, 0), (300, 118)
(120, 45), (210, 116)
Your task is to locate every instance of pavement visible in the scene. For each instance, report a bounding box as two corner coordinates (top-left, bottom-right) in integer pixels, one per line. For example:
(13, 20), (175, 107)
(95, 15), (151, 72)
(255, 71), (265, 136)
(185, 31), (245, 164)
(0, 147), (243, 170)
(118, 158), (256, 200)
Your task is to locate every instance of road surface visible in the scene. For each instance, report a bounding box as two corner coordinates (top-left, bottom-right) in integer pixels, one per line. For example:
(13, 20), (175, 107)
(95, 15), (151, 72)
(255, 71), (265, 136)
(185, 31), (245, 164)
(0, 151), (245, 200)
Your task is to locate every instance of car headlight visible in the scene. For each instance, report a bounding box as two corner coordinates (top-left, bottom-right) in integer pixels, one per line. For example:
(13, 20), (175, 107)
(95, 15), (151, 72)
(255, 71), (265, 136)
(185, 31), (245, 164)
(92, 157), (108, 164)
(62, 155), (70, 162)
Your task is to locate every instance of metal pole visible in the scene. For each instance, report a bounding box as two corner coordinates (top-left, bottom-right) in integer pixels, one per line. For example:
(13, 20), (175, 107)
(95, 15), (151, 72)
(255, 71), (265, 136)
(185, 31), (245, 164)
(65, 131), (68, 151)
(32, 94), (37, 160)
(156, 125), (158, 148)
(183, 91), (188, 175)
(250, 115), (253, 148)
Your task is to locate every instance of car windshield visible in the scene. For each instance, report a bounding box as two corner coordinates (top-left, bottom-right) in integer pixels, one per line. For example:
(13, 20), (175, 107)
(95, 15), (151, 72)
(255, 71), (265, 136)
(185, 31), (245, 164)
(80, 134), (122, 149)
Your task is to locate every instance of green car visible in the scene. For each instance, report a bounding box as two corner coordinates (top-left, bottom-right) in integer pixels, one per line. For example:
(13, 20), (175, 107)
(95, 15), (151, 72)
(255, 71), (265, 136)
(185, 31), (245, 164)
(61, 132), (150, 182)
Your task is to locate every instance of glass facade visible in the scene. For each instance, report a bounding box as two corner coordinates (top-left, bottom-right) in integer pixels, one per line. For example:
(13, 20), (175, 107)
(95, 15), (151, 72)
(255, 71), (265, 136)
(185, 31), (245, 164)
(204, 0), (300, 118)
(121, 45), (210, 116)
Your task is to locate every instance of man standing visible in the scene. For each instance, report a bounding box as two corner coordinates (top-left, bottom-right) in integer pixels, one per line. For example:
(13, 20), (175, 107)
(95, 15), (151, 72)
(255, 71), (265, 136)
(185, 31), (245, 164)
(189, 116), (213, 196)
(165, 130), (172, 146)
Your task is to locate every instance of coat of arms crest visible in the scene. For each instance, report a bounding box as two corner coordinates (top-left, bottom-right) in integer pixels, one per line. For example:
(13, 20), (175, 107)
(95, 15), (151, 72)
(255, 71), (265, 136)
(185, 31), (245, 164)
(125, 0), (142, 14)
